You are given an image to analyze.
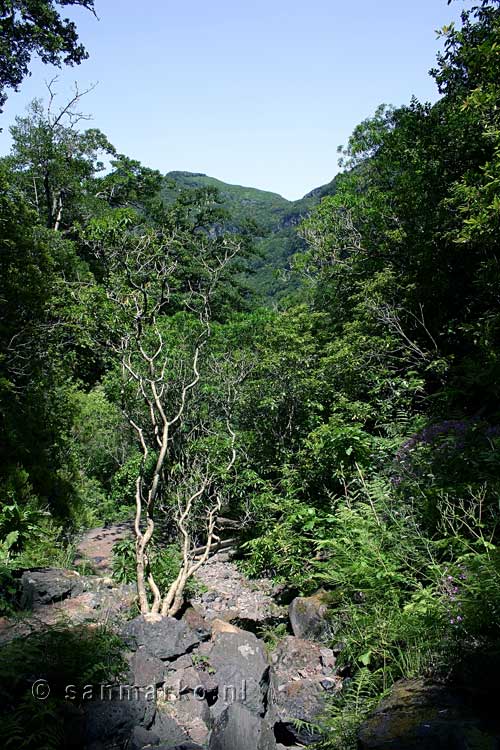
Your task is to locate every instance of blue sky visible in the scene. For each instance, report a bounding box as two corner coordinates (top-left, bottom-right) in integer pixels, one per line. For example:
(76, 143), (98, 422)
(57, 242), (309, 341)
(0, 1), (469, 199)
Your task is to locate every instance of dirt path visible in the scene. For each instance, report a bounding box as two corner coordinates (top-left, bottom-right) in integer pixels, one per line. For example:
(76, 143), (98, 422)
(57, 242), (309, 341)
(74, 521), (132, 574)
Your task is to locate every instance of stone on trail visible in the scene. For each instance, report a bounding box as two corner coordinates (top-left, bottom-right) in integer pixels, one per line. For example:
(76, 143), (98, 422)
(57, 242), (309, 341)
(208, 629), (270, 719)
(75, 521), (132, 575)
(191, 551), (287, 626)
(122, 615), (205, 660)
(209, 703), (277, 750)
(288, 591), (330, 641)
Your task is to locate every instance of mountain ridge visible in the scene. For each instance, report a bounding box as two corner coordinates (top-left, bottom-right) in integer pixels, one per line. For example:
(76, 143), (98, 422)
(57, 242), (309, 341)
(162, 170), (339, 297)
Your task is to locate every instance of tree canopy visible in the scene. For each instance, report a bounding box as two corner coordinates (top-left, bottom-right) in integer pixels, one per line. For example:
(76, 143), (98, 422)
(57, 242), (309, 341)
(0, 0), (95, 111)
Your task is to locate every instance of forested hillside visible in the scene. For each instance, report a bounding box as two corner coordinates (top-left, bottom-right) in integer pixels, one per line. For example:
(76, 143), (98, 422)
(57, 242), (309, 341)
(162, 170), (339, 298)
(0, 1), (499, 749)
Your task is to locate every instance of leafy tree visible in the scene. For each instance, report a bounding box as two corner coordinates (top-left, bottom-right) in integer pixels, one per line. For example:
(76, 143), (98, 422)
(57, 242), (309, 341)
(0, 161), (89, 518)
(6, 85), (114, 229)
(0, 0), (95, 112)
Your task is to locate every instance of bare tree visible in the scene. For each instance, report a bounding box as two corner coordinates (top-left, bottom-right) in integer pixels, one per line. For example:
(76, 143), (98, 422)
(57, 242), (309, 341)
(87, 217), (242, 617)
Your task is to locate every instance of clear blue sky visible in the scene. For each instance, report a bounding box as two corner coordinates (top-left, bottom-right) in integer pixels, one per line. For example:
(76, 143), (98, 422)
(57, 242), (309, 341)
(0, 0), (469, 199)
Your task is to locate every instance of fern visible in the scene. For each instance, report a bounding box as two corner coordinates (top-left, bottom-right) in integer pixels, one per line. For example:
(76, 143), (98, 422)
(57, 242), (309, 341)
(318, 669), (387, 750)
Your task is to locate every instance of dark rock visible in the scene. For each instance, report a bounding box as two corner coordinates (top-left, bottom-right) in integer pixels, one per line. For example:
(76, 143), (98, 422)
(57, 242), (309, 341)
(20, 568), (84, 608)
(270, 681), (323, 745)
(208, 630), (269, 718)
(270, 583), (298, 605)
(209, 703), (276, 750)
(358, 678), (500, 750)
(129, 725), (160, 749)
(332, 641), (346, 655)
(129, 647), (167, 687)
(320, 677), (337, 691)
(161, 697), (211, 746)
(268, 636), (340, 745)
(151, 709), (189, 746)
(84, 694), (153, 745)
(165, 649), (218, 699)
(288, 591), (329, 641)
(122, 615), (203, 660)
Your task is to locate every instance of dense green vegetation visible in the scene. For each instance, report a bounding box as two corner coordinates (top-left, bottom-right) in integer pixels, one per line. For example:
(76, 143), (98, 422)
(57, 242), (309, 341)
(162, 169), (339, 298)
(1, 0), (500, 746)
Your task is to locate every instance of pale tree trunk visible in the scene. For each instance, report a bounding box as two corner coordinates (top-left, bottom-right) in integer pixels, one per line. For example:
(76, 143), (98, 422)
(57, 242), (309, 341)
(101, 229), (242, 619)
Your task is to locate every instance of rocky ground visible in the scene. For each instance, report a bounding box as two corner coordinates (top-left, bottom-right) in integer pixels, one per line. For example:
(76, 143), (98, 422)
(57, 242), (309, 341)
(1, 526), (498, 749)
(190, 549), (287, 627)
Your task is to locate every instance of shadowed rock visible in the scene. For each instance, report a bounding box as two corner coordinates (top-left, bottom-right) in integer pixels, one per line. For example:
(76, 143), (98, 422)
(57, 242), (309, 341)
(209, 703), (276, 750)
(358, 678), (500, 750)
(122, 616), (205, 660)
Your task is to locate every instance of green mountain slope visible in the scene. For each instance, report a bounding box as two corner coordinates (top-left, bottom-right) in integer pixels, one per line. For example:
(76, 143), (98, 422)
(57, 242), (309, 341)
(162, 170), (339, 299)
(162, 171), (291, 231)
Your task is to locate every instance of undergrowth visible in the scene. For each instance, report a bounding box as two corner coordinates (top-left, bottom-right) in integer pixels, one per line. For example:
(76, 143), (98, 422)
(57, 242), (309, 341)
(0, 625), (127, 750)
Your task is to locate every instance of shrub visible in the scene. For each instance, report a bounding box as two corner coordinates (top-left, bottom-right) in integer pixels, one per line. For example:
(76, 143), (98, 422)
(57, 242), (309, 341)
(0, 625), (127, 749)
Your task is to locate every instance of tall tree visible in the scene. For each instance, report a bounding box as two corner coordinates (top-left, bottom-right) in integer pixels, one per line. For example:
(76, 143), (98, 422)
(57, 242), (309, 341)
(0, 0), (95, 112)
(82, 209), (244, 616)
(7, 84), (114, 230)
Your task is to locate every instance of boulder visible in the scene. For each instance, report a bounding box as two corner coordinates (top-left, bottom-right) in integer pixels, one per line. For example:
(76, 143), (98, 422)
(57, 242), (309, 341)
(209, 703), (276, 750)
(151, 710), (190, 747)
(210, 618), (241, 638)
(129, 725), (160, 749)
(160, 697), (212, 746)
(129, 647), (167, 687)
(288, 591), (329, 641)
(20, 568), (84, 608)
(268, 636), (340, 745)
(122, 615), (204, 660)
(208, 630), (270, 718)
(83, 694), (153, 745)
(358, 678), (500, 750)
(269, 636), (336, 678)
(165, 650), (218, 701)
